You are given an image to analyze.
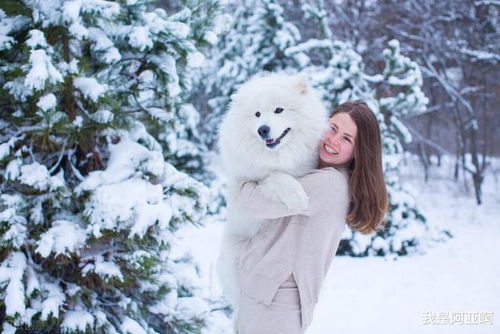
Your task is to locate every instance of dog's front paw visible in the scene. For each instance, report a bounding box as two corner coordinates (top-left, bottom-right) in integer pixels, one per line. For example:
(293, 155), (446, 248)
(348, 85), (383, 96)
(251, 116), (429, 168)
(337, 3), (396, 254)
(280, 182), (309, 211)
(261, 172), (309, 211)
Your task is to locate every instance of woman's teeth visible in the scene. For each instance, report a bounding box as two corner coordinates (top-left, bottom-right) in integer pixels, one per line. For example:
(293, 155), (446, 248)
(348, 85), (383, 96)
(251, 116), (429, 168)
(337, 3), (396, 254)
(324, 144), (338, 155)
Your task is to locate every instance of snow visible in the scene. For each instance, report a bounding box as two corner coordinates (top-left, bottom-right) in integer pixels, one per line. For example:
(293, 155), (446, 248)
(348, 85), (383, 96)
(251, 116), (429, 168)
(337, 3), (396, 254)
(73, 77), (107, 102)
(164, 21), (190, 39)
(388, 38), (400, 49)
(75, 137), (173, 237)
(81, 254), (124, 281)
(35, 220), (87, 257)
(444, 66), (463, 84)
(154, 53), (181, 97)
(204, 31), (219, 45)
(61, 310), (94, 332)
(2, 322), (16, 334)
(0, 10), (29, 51)
(26, 29), (48, 49)
(130, 200), (173, 238)
(188, 51), (206, 68)
(24, 49), (64, 91)
(28, 2), (58, 25)
(40, 282), (65, 320)
(5, 159), (21, 182)
(9, 162), (64, 191)
(0, 205), (27, 248)
(175, 297), (209, 320)
(0, 10), (15, 50)
(121, 317), (147, 334)
(58, 59), (79, 75)
(98, 134), (163, 183)
(460, 48), (500, 62)
(25, 266), (40, 296)
(0, 252), (27, 316)
(173, 154), (500, 334)
(62, 0), (87, 39)
(82, 0), (120, 19)
(82, 176), (162, 235)
(285, 39), (333, 55)
(37, 93), (57, 111)
(168, 260), (200, 290)
(146, 107), (173, 122)
(88, 27), (121, 63)
(0, 135), (24, 160)
(128, 26), (152, 51)
(148, 290), (178, 315)
(390, 115), (413, 144)
(90, 109), (114, 124)
(387, 74), (418, 86)
(475, 0), (500, 4)
(73, 115), (83, 128)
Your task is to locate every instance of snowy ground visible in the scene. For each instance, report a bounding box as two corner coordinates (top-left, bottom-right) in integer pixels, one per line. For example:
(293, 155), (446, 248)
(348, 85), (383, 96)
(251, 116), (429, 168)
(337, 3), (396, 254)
(174, 155), (500, 334)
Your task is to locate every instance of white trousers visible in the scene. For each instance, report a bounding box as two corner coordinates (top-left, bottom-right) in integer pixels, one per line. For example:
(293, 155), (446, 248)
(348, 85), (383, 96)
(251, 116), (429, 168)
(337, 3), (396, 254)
(236, 274), (305, 334)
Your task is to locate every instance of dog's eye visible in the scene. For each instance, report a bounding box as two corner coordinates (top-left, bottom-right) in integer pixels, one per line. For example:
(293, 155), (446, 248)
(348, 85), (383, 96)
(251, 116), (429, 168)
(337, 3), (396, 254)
(255, 111), (261, 117)
(275, 107), (284, 114)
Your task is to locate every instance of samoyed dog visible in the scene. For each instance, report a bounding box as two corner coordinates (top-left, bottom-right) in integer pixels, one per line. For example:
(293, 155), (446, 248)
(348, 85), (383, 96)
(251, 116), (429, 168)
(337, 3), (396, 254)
(216, 72), (328, 326)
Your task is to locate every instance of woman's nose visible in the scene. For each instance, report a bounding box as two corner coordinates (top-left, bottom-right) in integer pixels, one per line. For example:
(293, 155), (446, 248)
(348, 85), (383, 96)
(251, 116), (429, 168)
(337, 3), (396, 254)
(328, 134), (339, 145)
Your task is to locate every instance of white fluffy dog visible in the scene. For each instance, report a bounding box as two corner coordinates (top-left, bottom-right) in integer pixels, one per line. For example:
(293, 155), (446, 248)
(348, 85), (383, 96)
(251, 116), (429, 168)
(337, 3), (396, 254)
(216, 72), (328, 327)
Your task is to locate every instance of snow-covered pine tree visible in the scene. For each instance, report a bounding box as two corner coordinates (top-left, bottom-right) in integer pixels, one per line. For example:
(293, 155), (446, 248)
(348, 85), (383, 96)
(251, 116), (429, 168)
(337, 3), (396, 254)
(289, 0), (374, 110)
(200, 0), (303, 148)
(0, 0), (224, 332)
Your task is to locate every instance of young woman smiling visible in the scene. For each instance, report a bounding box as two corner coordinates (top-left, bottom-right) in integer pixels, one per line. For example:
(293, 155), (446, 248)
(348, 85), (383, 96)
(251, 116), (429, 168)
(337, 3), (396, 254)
(232, 100), (389, 333)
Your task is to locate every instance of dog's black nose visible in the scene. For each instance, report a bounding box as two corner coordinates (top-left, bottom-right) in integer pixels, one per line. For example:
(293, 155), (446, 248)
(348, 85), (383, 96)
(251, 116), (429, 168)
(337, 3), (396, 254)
(258, 125), (270, 138)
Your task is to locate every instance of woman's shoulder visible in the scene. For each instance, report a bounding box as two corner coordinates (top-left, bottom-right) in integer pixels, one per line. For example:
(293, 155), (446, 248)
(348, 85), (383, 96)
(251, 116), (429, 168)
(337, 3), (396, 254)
(301, 166), (349, 193)
(295, 167), (349, 215)
(313, 166), (349, 181)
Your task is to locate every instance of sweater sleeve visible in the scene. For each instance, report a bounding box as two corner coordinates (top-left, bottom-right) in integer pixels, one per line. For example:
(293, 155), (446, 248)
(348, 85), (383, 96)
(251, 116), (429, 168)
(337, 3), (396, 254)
(229, 167), (348, 219)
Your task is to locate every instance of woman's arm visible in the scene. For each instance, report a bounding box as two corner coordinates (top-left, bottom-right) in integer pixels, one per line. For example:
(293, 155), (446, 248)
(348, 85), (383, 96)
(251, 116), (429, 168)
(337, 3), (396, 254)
(228, 167), (348, 220)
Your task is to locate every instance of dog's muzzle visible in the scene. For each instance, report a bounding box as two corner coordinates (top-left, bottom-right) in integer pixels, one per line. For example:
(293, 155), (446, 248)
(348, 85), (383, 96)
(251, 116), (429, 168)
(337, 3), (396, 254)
(257, 126), (291, 149)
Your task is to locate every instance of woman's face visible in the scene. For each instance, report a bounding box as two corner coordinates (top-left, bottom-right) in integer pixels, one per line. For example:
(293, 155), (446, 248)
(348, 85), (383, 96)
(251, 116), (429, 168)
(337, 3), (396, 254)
(318, 112), (357, 166)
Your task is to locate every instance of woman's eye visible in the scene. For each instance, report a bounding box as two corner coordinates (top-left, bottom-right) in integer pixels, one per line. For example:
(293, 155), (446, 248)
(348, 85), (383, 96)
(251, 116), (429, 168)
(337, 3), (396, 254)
(275, 107), (283, 114)
(255, 111), (261, 117)
(344, 137), (351, 143)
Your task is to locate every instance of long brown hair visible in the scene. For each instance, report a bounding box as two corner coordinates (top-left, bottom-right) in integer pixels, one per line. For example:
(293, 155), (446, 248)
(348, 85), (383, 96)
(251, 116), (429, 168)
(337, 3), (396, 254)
(331, 101), (389, 234)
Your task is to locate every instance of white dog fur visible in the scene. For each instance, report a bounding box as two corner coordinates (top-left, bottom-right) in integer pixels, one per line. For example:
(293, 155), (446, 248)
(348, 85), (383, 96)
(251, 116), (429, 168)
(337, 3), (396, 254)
(216, 72), (328, 330)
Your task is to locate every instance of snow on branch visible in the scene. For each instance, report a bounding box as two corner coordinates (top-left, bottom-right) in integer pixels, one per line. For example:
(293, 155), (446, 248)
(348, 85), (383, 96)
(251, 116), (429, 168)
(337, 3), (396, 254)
(460, 48), (500, 63)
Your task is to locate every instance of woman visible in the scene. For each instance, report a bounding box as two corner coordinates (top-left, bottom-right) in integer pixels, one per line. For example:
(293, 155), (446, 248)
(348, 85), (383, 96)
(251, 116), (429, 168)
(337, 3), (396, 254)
(231, 100), (389, 333)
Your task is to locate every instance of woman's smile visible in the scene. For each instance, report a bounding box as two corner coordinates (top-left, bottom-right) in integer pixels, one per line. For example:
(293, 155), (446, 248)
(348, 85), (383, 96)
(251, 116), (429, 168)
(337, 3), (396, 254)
(323, 143), (338, 155)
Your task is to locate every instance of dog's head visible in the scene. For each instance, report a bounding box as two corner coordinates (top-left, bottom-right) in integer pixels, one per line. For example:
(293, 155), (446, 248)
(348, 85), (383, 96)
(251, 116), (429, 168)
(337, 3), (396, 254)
(229, 73), (323, 149)
(219, 72), (328, 179)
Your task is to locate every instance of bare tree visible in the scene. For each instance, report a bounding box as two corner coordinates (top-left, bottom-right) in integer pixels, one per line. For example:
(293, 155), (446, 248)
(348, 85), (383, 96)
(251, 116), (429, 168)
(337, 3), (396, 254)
(382, 0), (499, 204)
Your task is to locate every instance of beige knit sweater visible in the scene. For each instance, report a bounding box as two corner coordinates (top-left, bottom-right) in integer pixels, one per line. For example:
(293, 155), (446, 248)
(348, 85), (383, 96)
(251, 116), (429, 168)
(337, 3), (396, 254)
(231, 167), (349, 329)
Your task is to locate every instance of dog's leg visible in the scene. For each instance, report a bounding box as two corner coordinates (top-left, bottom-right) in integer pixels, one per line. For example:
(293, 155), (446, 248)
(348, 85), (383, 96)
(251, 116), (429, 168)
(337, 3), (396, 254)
(216, 229), (242, 308)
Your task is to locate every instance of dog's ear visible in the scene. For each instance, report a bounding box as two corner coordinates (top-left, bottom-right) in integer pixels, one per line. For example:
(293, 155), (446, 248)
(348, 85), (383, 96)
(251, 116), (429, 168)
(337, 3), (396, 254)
(294, 73), (310, 95)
